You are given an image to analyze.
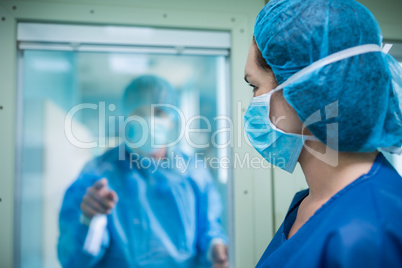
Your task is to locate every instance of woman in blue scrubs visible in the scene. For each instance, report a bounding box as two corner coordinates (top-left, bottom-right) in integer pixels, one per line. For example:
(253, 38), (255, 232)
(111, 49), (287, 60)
(243, 0), (402, 267)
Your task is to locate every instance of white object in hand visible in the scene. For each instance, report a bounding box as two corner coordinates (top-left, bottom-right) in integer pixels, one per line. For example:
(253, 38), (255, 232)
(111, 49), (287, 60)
(83, 214), (107, 255)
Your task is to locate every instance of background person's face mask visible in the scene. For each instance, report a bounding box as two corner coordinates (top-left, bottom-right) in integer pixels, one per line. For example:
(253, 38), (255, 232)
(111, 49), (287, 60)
(125, 116), (172, 156)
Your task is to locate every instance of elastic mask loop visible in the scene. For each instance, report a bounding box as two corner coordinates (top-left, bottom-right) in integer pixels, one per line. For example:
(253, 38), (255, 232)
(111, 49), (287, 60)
(261, 90), (319, 141)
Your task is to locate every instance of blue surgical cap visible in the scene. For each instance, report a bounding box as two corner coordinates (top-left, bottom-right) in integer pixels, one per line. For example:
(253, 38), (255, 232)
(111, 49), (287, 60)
(254, 0), (402, 152)
(122, 75), (178, 118)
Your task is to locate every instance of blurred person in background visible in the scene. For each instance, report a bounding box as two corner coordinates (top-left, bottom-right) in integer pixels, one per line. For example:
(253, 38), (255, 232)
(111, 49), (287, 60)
(58, 75), (228, 268)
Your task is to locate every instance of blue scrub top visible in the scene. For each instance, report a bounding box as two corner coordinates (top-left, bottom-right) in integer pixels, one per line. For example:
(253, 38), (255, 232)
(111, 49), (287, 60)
(58, 145), (227, 268)
(257, 153), (402, 268)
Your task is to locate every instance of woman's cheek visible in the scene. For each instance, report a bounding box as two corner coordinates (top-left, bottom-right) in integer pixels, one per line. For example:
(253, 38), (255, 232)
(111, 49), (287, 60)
(270, 93), (303, 134)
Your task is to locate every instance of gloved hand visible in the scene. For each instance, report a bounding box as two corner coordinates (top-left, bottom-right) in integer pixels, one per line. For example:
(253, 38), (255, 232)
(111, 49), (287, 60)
(80, 178), (118, 219)
(212, 243), (229, 268)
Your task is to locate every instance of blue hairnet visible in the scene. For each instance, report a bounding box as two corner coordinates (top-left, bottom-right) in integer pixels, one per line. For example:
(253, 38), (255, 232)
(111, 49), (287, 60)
(122, 75), (178, 118)
(254, 0), (402, 152)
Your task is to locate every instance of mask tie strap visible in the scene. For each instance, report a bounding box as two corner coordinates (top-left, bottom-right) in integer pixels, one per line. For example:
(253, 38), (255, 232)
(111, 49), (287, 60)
(255, 44), (384, 145)
(382, 43), (393, 54)
(266, 44), (384, 143)
(274, 44), (383, 92)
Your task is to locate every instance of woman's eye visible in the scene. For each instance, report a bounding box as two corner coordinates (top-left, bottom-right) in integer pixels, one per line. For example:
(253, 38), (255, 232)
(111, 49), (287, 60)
(248, 84), (258, 93)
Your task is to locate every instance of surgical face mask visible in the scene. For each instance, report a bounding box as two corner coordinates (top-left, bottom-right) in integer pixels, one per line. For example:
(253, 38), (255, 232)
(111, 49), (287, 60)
(125, 116), (172, 156)
(244, 89), (317, 173)
(244, 43), (395, 173)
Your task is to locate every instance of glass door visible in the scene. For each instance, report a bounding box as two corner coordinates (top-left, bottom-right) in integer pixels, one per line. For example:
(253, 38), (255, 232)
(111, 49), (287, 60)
(16, 23), (232, 268)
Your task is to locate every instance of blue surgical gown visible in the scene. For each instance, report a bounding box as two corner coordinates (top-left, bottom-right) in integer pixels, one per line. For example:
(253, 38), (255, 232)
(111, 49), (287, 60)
(257, 153), (402, 268)
(58, 145), (227, 268)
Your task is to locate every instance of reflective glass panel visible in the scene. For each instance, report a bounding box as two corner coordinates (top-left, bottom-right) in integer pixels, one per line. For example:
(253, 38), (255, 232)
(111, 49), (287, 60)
(18, 49), (230, 268)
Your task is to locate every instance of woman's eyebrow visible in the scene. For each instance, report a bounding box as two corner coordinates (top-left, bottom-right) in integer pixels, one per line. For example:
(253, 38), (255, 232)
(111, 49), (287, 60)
(244, 74), (250, 83)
